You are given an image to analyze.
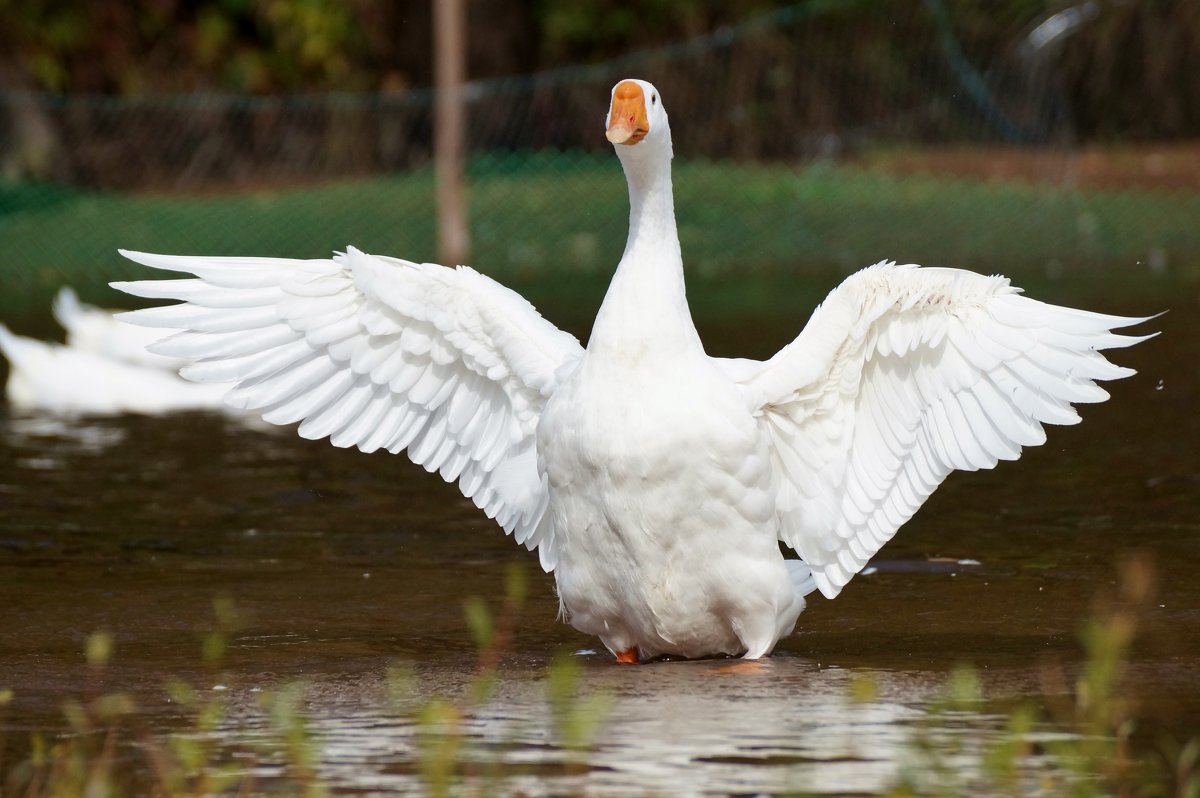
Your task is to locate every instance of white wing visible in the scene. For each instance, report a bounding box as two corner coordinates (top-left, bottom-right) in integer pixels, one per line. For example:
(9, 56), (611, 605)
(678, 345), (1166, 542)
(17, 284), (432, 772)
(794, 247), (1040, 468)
(740, 262), (1153, 599)
(113, 247), (584, 570)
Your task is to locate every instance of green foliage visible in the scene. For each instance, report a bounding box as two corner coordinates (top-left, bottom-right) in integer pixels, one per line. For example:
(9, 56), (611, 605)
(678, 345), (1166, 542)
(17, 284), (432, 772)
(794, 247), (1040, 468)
(84, 630), (112, 669)
(414, 698), (465, 798)
(397, 562), (612, 795)
(0, 1), (88, 91)
(211, 0), (361, 92)
(546, 653), (613, 757)
(848, 670), (881, 704)
(202, 594), (240, 667)
(0, 0), (363, 93)
(261, 681), (326, 797)
(534, 0), (778, 63)
(1, 1), (1197, 138)
(880, 554), (1197, 798)
(463, 596), (495, 652)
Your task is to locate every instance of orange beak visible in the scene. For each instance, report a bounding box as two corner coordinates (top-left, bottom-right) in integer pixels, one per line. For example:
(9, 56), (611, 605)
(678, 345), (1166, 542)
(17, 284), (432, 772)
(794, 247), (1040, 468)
(606, 80), (649, 145)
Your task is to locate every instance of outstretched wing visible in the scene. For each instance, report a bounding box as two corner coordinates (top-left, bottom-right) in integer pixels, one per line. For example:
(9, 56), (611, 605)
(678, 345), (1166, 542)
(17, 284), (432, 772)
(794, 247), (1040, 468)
(114, 247), (584, 571)
(739, 262), (1153, 599)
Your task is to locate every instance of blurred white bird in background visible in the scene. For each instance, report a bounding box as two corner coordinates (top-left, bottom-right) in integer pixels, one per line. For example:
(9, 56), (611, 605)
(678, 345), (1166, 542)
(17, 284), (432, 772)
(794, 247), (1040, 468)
(113, 78), (1153, 662)
(53, 286), (188, 370)
(1, 287), (228, 414)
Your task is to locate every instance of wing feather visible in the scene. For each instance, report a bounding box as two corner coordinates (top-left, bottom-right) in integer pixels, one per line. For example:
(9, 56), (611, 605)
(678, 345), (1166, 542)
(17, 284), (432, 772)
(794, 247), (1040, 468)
(114, 247), (583, 568)
(740, 262), (1153, 598)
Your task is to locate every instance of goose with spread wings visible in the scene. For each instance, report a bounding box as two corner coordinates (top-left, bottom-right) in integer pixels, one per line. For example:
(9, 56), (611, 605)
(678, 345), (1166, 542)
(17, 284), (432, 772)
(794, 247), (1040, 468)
(114, 78), (1152, 663)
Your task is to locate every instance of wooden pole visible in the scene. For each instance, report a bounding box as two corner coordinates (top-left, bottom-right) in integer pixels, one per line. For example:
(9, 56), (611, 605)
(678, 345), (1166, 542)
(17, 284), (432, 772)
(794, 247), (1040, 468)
(434, 0), (470, 266)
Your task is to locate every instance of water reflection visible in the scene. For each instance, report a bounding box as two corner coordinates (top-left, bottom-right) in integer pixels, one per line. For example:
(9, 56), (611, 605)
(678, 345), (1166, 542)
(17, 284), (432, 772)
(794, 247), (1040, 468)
(5, 412), (129, 454)
(220, 655), (982, 797)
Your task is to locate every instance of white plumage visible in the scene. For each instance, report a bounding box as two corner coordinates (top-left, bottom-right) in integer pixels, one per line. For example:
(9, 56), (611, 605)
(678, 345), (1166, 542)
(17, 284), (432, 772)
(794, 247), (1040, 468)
(1, 288), (227, 414)
(54, 286), (189, 370)
(113, 79), (1151, 662)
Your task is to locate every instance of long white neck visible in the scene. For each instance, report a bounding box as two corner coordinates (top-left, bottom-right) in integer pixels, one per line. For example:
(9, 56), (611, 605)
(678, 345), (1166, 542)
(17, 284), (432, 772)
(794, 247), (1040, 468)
(589, 133), (701, 358)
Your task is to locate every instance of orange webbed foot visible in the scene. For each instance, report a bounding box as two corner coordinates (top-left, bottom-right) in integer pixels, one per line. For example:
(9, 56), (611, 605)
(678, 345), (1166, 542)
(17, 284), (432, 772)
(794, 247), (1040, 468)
(615, 647), (640, 664)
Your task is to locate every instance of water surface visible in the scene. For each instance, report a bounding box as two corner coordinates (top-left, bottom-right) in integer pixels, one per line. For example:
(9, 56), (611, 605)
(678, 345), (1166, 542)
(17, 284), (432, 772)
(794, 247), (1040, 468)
(1, 278), (1198, 795)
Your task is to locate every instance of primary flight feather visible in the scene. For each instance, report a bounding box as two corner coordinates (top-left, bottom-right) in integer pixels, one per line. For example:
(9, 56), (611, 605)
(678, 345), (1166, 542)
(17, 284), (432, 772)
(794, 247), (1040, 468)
(114, 78), (1152, 663)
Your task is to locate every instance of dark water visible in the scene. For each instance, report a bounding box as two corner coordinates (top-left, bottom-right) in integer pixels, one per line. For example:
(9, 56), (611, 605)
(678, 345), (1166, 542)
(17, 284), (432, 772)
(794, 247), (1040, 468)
(1, 281), (1198, 795)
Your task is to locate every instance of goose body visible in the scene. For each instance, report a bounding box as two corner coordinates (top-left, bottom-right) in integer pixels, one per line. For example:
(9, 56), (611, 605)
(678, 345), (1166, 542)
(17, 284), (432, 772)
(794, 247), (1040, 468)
(114, 79), (1151, 661)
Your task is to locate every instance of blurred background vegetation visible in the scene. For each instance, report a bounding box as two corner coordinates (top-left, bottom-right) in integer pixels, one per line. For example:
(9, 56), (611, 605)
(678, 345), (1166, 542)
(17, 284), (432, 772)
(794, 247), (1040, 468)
(3, 0), (1196, 137)
(1, 0), (1197, 321)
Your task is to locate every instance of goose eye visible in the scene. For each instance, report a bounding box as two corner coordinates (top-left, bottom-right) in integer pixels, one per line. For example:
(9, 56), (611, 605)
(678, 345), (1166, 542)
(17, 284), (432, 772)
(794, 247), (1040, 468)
(651, 94), (658, 105)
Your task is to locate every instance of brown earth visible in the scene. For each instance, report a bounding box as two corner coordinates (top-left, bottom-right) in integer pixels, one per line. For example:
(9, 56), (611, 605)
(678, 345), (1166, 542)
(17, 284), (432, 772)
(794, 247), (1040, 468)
(857, 141), (1200, 192)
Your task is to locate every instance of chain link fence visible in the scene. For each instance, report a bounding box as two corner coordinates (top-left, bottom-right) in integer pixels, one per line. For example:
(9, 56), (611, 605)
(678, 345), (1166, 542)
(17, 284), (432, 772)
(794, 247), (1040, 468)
(2, 1), (1197, 321)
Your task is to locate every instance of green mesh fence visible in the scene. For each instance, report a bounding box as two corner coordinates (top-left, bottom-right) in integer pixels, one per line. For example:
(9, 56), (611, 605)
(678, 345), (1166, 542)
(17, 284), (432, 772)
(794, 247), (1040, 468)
(1, 1), (1197, 321)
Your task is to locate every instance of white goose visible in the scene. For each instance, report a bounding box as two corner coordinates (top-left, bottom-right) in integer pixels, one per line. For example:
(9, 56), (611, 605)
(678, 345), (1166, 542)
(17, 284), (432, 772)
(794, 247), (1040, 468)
(113, 79), (1150, 662)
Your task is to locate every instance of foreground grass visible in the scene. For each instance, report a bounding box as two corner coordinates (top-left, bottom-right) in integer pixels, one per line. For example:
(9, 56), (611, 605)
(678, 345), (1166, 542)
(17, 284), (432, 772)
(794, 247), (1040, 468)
(2, 151), (1198, 319)
(862, 556), (1200, 798)
(1, 559), (1197, 797)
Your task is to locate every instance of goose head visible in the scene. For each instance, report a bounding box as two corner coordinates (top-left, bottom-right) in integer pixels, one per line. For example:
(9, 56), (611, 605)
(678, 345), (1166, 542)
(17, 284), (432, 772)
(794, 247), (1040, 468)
(605, 79), (673, 163)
